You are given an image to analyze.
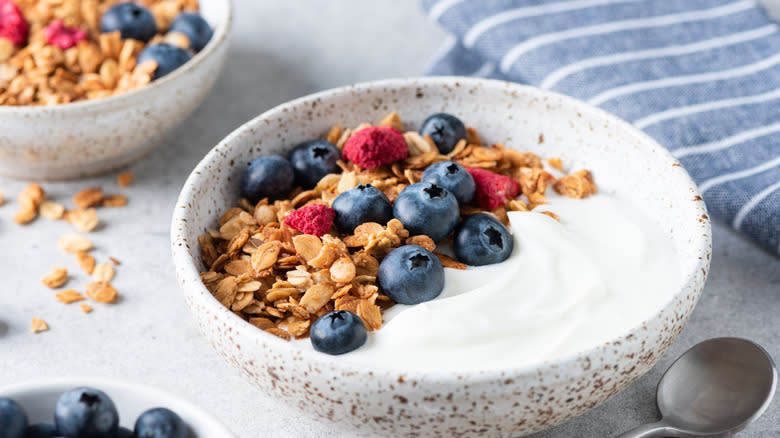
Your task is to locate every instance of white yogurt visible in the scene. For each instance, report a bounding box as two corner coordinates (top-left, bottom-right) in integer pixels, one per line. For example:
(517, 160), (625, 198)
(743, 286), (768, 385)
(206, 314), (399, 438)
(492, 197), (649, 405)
(339, 192), (682, 371)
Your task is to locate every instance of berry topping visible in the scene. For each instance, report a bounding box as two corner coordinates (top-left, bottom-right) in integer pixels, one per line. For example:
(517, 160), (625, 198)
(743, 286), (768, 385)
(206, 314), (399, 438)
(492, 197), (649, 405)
(287, 139), (341, 189)
(169, 12), (212, 52)
(241, 155), (295, 203)
(454, 213), (514, 266)
(54, 387), (119, 438)
(467, 167), (520, 210)
(283, 203), (335, 237)
(421, 160), (475, 205)
(0, 0), (29, 45)
(331, 184), (394, 234)
(134, 407), (189, 438)
(100, 2), (157, 42)
(310, 310), (367, 355)
(0, 397), (27, 438)
(342, 126), (408, 169)
(419, 113), (467, 154)
(136, 43), (192, 79)
(378, 245), (444, 305)
(43, 19), (87, 49)
(393, 182), (459, 242)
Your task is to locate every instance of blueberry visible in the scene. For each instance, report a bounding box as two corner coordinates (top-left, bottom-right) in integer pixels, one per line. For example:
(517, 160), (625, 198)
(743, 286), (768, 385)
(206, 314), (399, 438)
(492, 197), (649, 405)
(287, 140), (341, 189)
(393, 182), (459, 242)
(54, 387), (119, 438)
(134, 408), (188, 438)
(331, 184), (393, 234)
(0, 398), (28, 438)
(136, 44), (192, 79)
(100, 3), (157, 42)
(454, 213), (514, 266)
(420, 160), (475, 205)
(169, 13), (212, 52)
(419, 113), (467, 154)
(378, 245), (444, 305)
(310, 311), (367, 355)
(117, 426), (134, 438)
(25, 423), (58, 438)
(240, 155), (295, 203)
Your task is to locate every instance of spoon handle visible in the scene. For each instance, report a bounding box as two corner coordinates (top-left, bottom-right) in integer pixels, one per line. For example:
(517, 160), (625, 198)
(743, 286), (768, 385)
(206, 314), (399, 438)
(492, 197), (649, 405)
(614, 421), (681, 438)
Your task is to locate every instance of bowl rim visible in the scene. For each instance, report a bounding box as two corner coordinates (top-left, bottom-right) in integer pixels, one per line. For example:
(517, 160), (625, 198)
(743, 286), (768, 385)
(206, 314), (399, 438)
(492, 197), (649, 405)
(0, 0), (233, 114)
(171, 76), (712, 382)
(0, 376), (235, 436)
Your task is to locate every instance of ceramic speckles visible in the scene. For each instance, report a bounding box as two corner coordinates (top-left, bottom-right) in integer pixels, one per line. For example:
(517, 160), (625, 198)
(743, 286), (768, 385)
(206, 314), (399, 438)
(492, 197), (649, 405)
(171, 78), (712, 438)
(0, 0), (232, 181)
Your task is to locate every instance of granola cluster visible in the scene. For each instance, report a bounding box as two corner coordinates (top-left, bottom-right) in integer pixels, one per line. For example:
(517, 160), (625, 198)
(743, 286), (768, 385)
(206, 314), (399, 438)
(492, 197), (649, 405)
(1, 171), (133, 333)
(199, 112), (597, 341)
(0, 0), (199, 105)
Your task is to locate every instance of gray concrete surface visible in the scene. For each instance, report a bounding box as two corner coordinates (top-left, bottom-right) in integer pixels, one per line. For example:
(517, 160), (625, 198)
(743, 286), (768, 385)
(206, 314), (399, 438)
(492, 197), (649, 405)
(1, 1), (777, 436)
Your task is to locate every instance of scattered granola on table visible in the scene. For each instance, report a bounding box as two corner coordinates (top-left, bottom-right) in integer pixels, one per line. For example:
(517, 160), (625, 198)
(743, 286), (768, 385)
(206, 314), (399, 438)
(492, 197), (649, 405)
(0, 0), (210, 106)
(198, 111), (597, 352)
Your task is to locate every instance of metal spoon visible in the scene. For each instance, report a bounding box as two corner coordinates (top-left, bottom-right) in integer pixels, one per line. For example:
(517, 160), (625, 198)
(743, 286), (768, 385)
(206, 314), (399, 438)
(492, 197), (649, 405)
(616, 337), (777, 438)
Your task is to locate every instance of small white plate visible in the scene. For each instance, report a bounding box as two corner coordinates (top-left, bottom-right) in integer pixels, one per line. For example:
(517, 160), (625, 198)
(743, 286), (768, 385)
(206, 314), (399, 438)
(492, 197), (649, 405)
(0, 377), (235, 437)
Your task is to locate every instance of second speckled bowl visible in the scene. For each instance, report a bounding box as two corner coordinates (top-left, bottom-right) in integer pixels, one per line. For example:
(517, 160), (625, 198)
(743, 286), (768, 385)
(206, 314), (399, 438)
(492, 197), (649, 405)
(171, 77), (712, 437)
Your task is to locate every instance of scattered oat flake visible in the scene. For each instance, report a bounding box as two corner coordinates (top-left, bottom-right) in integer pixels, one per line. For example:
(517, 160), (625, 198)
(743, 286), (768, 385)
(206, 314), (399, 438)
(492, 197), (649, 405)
(75, 252), (96, 274)
(73, 187), (104, 208)
(546, 157), (563, 172)
(92, 262), (115, 282)
(80, 304), (93, 314)
(0, 189), (4, 206)
(39, 201), (65, 220)
(102, 194), (127, 207)
(108, 257), (120, 265)
(85, 281), (118, 303)
(117, 171), (134, 187)
(435, 252), (467, 270)
(31, 318), (49, 333)
(59, 233), (93, 253)
(55, 289), (85, 304)
(41, 267), (68, 289)
(64, 208), (99, 232)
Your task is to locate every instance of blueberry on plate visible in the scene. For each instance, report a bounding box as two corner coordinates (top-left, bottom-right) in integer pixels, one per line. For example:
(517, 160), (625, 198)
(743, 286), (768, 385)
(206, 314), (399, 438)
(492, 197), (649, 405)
(420, 160), (475, 205)
(419, 113), (467, 154)
(136, 43), (193, 79)
(454, 213), (514, 266)
(54, 387), (119, 438)
(134, 408), (189, 438)
(100, 3), (157, 42)
(287, 140), (341, 189)
(310, 310), (367, 355)
(378, 245), (444, 305)
(0, 397), (28, 438)
(25, 423), (58, 438)
(169, 12), (213, 52)
(331, 184), (393, 234)
(240, 155), (295, 203)
(393, 182), (459, 242)
(117, 426), (134, 438)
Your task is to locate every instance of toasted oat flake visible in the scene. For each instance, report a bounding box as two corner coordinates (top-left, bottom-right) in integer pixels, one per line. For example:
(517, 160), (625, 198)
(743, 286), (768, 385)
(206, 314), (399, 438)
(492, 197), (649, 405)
(85, 281), (119, 303)
(117, 171), (134, 187)
(39, 201), (65, 220)
(546, 157), (564, 172)
(58, 233), (93, 253)
(435, 252), (467, 270)
(73, 187), (104, 208)
(56, 289), (85, 304)
(14, 183), (45, 224)
(64, 208), (99, 232)
(80, 304), (94, 313)
(42, 267), (68, 288)
(109, 257), (121, 265)
(75, 252), (96, 274)
(102, 194), (127, 207)
(31, 318), (49, 333)
(92, 263), (115, 282)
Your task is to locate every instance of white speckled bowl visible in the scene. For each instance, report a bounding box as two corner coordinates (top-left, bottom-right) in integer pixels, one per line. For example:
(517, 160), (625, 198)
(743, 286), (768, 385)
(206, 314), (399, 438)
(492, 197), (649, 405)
(0, 0), (231, 181)
(0, 377), (235, 436)
(171, 77), (712, 437)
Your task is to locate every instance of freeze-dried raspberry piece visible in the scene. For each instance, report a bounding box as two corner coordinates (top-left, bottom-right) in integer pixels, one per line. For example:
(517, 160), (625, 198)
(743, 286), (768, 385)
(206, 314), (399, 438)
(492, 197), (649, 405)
(43, 19), (87, 49)
(284, 203), (336, 237)
(0, 0), (29, 45)
(342, 126), (408, 169)
(467, 167), (520, 210)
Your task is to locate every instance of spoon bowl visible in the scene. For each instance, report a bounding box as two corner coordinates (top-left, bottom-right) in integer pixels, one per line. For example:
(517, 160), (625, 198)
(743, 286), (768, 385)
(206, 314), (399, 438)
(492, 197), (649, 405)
(617, 337), (777, 437)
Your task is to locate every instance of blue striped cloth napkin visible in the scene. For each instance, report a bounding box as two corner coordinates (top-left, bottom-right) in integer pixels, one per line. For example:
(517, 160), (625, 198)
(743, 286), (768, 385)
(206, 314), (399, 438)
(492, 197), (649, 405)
(422, 0), (780, 255)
